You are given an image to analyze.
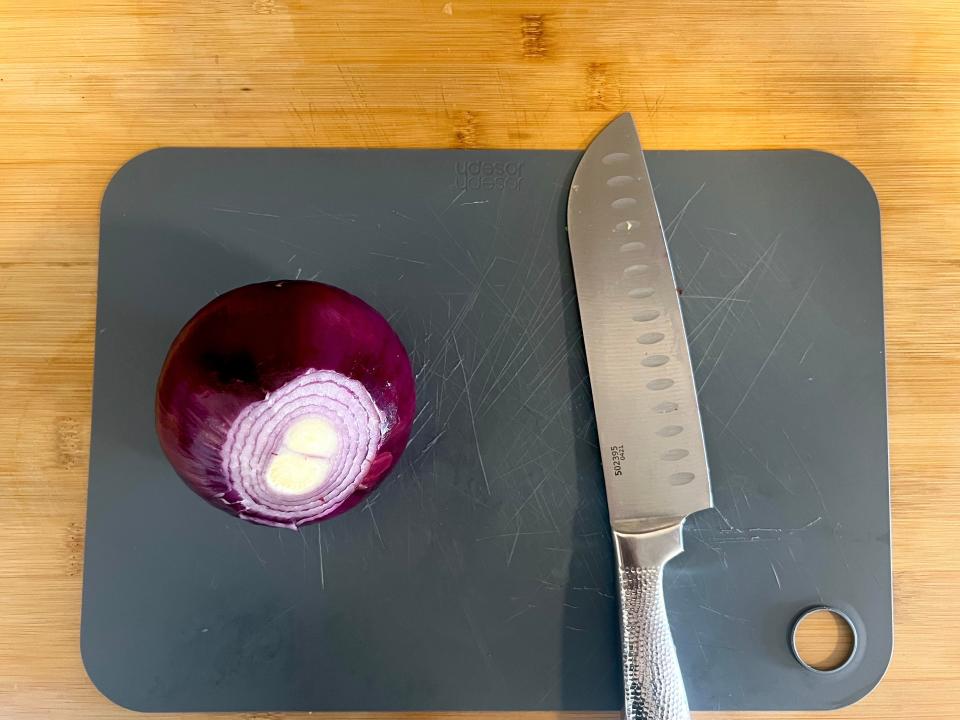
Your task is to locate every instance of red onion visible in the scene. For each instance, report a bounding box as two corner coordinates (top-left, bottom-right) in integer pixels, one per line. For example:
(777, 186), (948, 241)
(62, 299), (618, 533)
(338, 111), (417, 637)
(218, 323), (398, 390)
(155, 281), (415, 529)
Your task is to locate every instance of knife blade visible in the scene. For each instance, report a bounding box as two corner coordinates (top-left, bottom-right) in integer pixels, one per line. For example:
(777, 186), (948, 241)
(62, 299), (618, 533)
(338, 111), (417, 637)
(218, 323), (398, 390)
(567, 113), (712, 720)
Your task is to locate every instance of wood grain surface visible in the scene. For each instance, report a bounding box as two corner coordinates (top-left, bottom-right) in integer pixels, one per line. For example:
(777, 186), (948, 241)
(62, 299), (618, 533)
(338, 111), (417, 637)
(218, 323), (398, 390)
(1, 0), (958, 717)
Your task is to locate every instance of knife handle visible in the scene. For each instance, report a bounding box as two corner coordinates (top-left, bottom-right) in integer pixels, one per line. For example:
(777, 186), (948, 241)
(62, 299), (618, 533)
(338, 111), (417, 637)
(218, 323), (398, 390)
(615, 523), (690, 720)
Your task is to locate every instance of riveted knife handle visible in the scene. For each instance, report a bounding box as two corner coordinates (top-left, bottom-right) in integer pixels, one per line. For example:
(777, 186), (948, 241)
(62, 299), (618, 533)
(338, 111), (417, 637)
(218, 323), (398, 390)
(615, 523), (690, 720)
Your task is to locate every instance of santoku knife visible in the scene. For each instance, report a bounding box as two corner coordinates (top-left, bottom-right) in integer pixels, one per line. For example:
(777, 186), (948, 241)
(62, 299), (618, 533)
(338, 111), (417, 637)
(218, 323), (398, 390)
(567, 113), (712, 720)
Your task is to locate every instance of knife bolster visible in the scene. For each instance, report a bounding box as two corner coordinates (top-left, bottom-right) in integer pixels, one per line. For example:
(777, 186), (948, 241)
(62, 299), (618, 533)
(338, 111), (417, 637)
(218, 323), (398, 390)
(613, 520), (684, 569)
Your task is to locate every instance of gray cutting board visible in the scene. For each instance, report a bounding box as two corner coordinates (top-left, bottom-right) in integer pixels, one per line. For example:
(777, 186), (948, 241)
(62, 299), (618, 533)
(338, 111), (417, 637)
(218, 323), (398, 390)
(82, 148), (891, 713)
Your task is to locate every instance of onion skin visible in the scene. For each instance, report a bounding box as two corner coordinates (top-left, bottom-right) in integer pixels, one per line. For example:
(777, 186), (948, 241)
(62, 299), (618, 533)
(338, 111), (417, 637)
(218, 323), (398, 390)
(155, 281), (415, 529)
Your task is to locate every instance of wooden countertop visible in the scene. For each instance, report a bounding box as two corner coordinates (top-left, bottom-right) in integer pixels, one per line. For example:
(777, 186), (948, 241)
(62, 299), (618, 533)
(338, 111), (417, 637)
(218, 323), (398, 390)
(2, 1), (958, 717)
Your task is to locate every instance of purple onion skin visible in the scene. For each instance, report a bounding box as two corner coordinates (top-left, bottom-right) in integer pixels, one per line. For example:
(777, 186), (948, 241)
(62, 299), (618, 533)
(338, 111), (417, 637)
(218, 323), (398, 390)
(155, 281), (415, 529)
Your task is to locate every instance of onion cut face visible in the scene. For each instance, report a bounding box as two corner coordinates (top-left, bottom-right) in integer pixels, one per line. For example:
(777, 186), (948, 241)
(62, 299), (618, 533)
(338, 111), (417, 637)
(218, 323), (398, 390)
(155, 281), (415, 529)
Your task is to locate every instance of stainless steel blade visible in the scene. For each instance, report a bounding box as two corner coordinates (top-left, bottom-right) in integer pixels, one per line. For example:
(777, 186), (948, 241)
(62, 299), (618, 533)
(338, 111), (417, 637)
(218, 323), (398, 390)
(567, 113), (711, 532)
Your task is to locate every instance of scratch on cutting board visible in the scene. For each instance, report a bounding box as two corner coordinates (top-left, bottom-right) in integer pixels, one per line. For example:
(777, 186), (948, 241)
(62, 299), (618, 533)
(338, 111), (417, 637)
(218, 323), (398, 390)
(311, 208), (358, 224)
(506, 523), (521, 566)
(480, 286), (543, 396)
(237, 525), (266, 567)
(317, 528), (325, 590)
(684, 249), (711, 290)
(692, 238), (781, 385)
(698, 605), (750, 623)
(474, 529), (555, 542)
(440, 189), (466, 215)
(482, 295), (580, 414)
(693, 301), (742, 379)
(406, 411), (436, 446)
(782, 427), (828, 512)
(704, 226), (738, 237)
(505, 604), (536, 623)
(711, 516), (822, 540)
(722, 264), (823, 433)
(476, 288), (578, 416)
(365, 501), (385, 548)
(410, 400), (432, 427)
(212, 206), (280, 218)
(495, 447), (555, 480)
(297, 525), (308, 577)
(265, 603), (298, 628)
(460, 600), (499, 678)
(367, 250), (426, 265)
(453, 334), (490, 494)
(703, 406), (795, 496)
(694, 632), (710, 663)
(510, 477), (548, 520)
(415, 431), (445, 460)
(684, 294), (750, 302)
(571, 586), (615, 599)
(706, 495), (821, 537)
(688, 233), (782, 342)
(664, 182), (706, 243)
(832, 521), (853, 572)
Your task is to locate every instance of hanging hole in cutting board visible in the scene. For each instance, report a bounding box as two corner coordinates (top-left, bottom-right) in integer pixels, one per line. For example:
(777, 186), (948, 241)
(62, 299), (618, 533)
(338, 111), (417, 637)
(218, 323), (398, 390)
(790, 606), (858, 673)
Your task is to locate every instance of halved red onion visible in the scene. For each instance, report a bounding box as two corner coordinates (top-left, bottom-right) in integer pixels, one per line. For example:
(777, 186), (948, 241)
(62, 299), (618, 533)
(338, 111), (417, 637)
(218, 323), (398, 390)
(155, 281), (415, 529)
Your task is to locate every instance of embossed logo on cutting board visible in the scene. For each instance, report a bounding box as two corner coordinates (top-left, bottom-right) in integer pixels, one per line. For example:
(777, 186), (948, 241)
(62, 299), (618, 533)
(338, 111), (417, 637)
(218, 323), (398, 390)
(454, 160), (524, 191)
